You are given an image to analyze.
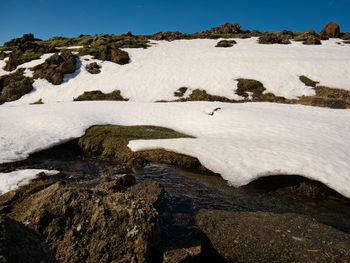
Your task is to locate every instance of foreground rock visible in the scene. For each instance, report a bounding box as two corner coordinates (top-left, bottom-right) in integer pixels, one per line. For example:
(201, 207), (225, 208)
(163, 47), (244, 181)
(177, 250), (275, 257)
(320, 21), (341, 39)
(1, 174), (163, 263)
(0, 215), (55, 263)
(33, 49), (77, 85)
(0, 69), (33, 104)
(196, 210), (350, 263)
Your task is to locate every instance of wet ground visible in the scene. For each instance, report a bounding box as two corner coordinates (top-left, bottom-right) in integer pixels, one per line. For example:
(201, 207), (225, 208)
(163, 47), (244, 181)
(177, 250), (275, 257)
(1, 147), (350, 246)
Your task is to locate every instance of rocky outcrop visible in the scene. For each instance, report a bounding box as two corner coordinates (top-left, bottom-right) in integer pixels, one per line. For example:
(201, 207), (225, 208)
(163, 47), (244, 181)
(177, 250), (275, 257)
(205, 22), (249, 34)
(196, 210), (350, 263)
(73, 90), (128, 101)
(90, 46), (130, 65)
(320, 22), (341, 39)
(1, 174), (163, 263)
(258, 32), (291, 44)
(0, 69), (33, 104)
(3, 33), (41, 47)
(342, 32), (350, 40)
(87, 62), (101, 74)
(303, 35), (321, 45)
(32, 49), (76, 85)
(0, 215), (56, 263)
(150, 31), (185, 41)
(215, 40), (236, 47)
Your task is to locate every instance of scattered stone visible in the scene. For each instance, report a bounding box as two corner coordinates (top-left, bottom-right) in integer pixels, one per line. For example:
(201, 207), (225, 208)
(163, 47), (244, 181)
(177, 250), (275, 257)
(205, 22), (249, 34)
(0, 69), (33, 104)
(0, 215), (56, 263)
(303, 35), (322, 45)
(196, 210), (350, 263)
(215, 40), (237, 47)
(73, 90), (128, 101)
(320, 21), (341, 39)
(87, 62), (101, 74)
(32, 49), (76, 85)
(126, 181), (165, 207)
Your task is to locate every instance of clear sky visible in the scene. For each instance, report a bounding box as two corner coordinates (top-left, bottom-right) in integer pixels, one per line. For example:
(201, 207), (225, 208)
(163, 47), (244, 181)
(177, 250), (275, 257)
(1, 0), (350, 45)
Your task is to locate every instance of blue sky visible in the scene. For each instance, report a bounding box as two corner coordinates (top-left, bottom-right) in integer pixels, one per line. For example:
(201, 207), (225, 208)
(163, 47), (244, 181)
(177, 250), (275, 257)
(1, 0), (350, 45)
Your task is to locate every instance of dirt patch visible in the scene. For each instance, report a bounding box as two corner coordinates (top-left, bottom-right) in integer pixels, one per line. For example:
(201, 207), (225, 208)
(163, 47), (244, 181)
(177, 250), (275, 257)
(74, 90), (128, 101)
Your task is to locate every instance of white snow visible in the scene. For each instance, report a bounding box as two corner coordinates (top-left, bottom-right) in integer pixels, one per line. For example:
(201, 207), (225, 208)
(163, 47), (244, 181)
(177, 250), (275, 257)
(3, 37), (350, 105)
(0, 53), (54, 77)
(56, 45), (84, 49)
(0, 169), (59, 194)
(0, 101), (349, 198)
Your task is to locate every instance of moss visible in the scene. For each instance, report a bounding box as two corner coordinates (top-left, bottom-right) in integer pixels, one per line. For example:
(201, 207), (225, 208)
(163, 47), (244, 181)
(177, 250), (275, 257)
(74, 90), (128, 101)
(299, 75), (319, 87)
(215, 40), (237, 47)
(76, 125), (213, 172)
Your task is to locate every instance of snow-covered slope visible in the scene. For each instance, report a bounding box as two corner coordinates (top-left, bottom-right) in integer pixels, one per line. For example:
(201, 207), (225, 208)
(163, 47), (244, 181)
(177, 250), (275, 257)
(0, 101), (350, 198)
(3, 38), (350, 105)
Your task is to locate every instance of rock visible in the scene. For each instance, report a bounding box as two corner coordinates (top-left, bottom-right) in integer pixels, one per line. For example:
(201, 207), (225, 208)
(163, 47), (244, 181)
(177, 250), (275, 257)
(303, 28), (317, 36)
(174, 87), (188, 97)
(98, 174), (136, 192)
(215, 40), (237, 47)
(0, 215), (56, 263)
(205, 22), (249, 34)
(303, 35), (322, 45)
(150, 31), (185, 41)
(258, 33), (291, 44)
(32, 49), (76, 85)
(0, 69), (33, 104)
(6, 178), (163, 263)
(87, 62), (101, 74)
(3, 33), (41, 47)
(342, 32), (350, 40)
(320, 21), (341, 39)
(163, 240), (201, 263)
(73, 90), (128, 101)
(196, 210), (350, 263)
(344, 40), (350, 44)
(91, 46), (130, 65)
(126, 181), (165, 208)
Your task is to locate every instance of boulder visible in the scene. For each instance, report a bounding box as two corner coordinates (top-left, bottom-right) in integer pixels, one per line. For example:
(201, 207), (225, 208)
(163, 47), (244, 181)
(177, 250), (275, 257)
(73, 90), (128, 101)
(258, 33), (291, 44)
(0, 215), (56, 263)
(320, 22), (341, 39)
(0, 69), (33, 104)
(303, 35), (322, 45)
(303, 28), (317, 36)
(91, 46), (130, 65)
(196, 210), (350, 263)
(3, 33), (41, 47)
(32, 49), (76, 85)
(342, 32), (350, 40)
(87, 62), (101, 74)
(150, 31), (185, 41)
(205, 22), (249, 34)
(215, 40), (237, 47)
(4, 176), (163, 263)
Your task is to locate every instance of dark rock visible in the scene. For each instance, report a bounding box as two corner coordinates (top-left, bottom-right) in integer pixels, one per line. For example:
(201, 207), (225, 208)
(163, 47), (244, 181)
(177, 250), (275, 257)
(3, 33), (41, 47)
(303, 35), (322, 45)
(215, 40), (237, 47)
(7, 178), (163, 263)
(98, 174), (136, 192)
(150, 31), (185, 41)
(258, 33), (291, 44)
(205, 22), (249, 34)
(32, 49), (76, 85)
(342, 32), (350, 40)
(196, 210), (350, 263)
(163, 240), (201, 263)
(0, 215), (56, 263)
(87, 62), (101, 74)
(126, 181), (165, 208)
(303, 28), (317, 36)
(91, 46), (130, 65)
(0, 69), (33, 104)
(73, 90), (128, 101)
(344, 40), (350, 44)
(320, 21), (341, 39)
(174, 87), (188, 97)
